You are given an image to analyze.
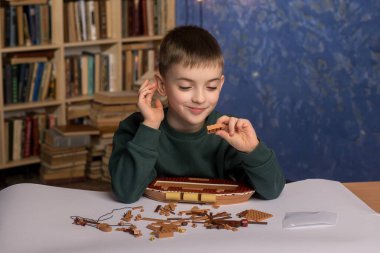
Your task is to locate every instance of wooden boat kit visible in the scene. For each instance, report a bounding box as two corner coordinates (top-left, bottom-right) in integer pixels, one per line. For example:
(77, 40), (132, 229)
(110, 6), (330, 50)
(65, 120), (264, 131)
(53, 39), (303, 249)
(144, 177), (255, 205)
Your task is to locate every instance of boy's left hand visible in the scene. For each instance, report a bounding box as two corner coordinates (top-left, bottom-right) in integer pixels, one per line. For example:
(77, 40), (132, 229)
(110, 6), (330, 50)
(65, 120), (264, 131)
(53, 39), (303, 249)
(215, 116), (259, 153)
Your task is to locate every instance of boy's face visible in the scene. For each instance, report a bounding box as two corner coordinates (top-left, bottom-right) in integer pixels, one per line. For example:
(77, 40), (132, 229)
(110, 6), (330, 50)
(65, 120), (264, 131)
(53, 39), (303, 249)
(158, 63), (224, 133)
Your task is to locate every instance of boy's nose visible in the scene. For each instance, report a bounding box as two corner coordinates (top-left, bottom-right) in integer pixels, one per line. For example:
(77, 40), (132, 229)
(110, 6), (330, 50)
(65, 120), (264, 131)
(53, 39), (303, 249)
(192, 90), (206, 103)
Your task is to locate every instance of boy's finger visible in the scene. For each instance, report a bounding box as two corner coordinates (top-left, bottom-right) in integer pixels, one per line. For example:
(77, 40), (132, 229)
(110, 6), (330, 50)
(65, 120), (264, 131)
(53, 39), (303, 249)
(138, 80), (150, 92)
(228, 117), (238, 135)
(154, 99), (163, 109)
(216, 115), (230, 124)
(236, 119), (245, 131)
(215, 130), (231, 141)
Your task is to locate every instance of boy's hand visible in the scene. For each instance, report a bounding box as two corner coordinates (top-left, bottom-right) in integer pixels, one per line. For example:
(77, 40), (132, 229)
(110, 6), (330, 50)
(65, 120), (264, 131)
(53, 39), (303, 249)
(214, 115), (259, 153)
(137, 80), (164, 129)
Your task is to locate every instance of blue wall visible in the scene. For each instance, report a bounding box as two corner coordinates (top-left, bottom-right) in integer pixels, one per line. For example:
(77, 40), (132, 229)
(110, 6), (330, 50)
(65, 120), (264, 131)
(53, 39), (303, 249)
(176, 0), (380, 182)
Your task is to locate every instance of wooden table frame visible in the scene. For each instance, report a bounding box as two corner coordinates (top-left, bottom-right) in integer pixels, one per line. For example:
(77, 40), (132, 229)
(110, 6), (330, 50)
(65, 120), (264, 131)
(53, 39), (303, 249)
(343, 181), (380, 213)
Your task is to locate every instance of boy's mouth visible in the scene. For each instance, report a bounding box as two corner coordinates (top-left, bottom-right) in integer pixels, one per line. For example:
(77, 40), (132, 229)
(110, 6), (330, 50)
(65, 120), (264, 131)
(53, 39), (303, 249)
(188, 106), (206, 115)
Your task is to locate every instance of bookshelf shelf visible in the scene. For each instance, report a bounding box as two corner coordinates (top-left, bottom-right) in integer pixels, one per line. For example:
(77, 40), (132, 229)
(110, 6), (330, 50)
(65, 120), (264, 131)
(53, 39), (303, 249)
(4, 100), (62, 112)
(0, 0), (176, 170)
(122, 35), (164, 43)
(65, 95), (93, 103)
(63, 39), (119, 48)
(0, 45), (60, 53)
(0, 156), (40, 170)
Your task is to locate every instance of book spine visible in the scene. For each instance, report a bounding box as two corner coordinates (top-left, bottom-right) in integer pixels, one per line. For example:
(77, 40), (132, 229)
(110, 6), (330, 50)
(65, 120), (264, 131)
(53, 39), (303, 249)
(17, 63), (26, 103)
(99, 0), (107, 39)
(11, 64), (19, 104)
(31, 115), (40, 156)
(12, 118), (23, 161)
(10, 6), (18, 47)
(23, 115), (33, 158)
(8, 119), (14, 161)
(4, 63), (13, 104)
(32, 62), (45, 101)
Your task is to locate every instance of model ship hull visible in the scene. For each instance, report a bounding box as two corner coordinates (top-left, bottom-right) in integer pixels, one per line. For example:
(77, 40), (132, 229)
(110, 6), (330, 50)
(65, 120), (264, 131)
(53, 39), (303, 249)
(144, 177), (255, 205)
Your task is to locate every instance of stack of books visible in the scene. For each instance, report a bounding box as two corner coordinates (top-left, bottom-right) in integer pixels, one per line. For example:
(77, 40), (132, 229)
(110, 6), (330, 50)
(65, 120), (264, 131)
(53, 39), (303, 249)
(101, 144), (112, 183)
(87, 91), (138, 181)
(40, 125), (99, 184)
(90, 90), (138, 132)
(86, 139), (104, 180)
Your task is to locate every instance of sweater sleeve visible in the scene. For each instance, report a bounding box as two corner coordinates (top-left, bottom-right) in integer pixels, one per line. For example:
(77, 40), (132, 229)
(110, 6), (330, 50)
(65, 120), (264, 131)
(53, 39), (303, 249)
(226, 141), (285, 200)
(109, 115), (161, 203)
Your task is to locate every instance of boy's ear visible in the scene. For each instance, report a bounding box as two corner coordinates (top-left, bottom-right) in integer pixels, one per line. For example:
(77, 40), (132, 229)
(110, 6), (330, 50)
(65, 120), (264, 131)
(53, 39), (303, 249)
(219, 74), (225, 90)
(155, 74), (166, 96)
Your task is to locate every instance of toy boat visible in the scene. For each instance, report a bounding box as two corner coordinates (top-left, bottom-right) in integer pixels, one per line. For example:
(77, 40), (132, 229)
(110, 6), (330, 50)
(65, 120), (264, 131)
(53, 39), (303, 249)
(144, 177), (255, 205)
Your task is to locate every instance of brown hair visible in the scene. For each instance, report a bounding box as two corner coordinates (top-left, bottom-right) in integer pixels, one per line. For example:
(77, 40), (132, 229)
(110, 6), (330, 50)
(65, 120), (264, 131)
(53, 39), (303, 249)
(158, 26), (224, 78)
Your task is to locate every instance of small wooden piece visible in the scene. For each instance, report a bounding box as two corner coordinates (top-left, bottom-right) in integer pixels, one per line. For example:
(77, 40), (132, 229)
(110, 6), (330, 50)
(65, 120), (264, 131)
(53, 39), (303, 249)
(122, 210), (133, 222)
(116, 225), (142, 237)
(96, 223), (112, 232)
(207, 123), (225, 134)
(237, 209), (273, 222)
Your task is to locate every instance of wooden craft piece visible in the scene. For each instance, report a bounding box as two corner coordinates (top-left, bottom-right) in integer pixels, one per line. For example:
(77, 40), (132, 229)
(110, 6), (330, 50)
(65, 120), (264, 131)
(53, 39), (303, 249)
(207, 123), (225, 134)
(144, 177), (254, 205)
(122, 210), (133, 222)
(96, 223), (112, 232)
(237, 209), (273, 222)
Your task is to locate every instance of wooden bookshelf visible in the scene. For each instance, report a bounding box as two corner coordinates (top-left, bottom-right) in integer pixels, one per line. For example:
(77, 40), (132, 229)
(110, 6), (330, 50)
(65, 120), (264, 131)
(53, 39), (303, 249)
(0, 0), (176, 170)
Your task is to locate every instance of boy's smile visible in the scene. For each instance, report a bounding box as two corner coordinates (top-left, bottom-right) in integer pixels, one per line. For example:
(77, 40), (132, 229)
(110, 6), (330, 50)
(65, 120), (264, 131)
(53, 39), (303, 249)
(159, 63), (224, 133)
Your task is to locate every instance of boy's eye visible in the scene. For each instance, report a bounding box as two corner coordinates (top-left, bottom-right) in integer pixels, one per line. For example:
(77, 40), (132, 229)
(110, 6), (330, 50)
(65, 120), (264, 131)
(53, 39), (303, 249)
(179, 86), (191, 90)
(207, 86), (218, 90)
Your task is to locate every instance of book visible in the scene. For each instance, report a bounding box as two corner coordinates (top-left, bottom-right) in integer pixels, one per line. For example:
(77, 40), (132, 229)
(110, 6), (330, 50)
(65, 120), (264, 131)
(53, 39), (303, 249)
(54, 125), (100, 137)
(40, 164), (86, 182)
(23, 115), (32, 158)
(41, 160), (86, 170)
(67, 102), (91, 120)
(12, 118), (23, 161)
(91, 102), (138, 112)
(41, 143), (87, 155)
(40, 150), (88, 165)
(44, 128), (91, 148)
(93, 91), (138, 105)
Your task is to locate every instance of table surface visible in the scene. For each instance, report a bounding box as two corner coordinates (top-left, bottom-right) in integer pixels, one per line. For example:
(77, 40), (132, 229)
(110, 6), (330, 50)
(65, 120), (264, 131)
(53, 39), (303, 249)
(1, 179), (379, 253)
(343, 181), (380, 213)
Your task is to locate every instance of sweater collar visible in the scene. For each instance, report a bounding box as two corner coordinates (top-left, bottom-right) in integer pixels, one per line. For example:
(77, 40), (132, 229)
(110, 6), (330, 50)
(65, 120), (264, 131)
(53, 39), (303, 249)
(161, 108), (211, 140)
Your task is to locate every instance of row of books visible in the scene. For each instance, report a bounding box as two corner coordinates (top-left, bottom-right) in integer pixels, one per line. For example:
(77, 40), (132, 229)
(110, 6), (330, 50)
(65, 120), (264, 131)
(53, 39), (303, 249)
(123, 41), (158, 90)
(2, 1), (51, 47)
(4, 112), (56, 162)
(3, 59), (55, 105)
(122, 0), (169, 37)
(63, 0), (112, 43)
(65, 52), (115, 97)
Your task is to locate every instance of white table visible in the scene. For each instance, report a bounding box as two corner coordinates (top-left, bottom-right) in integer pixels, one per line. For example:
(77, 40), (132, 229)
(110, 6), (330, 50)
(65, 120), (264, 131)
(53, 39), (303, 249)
(1, 179), (379, 253)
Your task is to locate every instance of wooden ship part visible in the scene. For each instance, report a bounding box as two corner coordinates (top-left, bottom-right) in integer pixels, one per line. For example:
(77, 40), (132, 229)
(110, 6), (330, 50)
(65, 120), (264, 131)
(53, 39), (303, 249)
(144, 177), (255, 205)
(207, 123), (225, 134)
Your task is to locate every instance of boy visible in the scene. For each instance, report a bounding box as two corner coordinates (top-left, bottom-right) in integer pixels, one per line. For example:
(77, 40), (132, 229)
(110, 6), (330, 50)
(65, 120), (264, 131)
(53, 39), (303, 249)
(109, 26), (285, 203)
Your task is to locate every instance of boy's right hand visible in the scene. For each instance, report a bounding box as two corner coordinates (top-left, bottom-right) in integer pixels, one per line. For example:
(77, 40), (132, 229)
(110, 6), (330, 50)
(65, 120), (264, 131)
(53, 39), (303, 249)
(137, 80), (164, 129)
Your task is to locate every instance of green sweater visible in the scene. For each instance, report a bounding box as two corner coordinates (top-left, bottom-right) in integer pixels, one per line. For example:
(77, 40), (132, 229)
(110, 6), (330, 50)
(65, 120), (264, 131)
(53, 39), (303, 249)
(109, 110), (285, 203)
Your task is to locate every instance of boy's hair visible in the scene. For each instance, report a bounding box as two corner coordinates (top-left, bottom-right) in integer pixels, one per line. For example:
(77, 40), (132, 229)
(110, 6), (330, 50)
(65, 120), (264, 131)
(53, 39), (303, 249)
(158, 25), (224, 78)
